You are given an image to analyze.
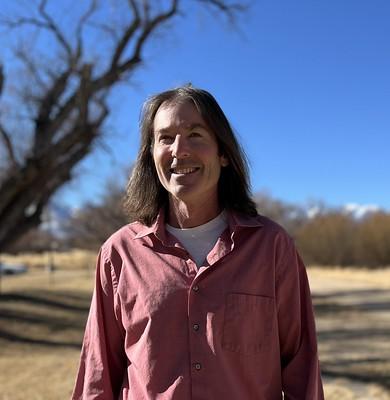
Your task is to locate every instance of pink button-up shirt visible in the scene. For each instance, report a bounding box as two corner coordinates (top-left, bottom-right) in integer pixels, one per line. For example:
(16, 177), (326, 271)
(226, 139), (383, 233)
(72, 210), (324, 399)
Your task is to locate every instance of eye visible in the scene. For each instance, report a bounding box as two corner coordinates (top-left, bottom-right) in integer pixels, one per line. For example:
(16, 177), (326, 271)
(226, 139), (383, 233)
(158, 134), (174, 144)
(189, 131), (202, 138)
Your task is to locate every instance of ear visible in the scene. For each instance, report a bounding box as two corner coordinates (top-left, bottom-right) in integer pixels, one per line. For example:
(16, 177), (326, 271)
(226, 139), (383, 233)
(220, 155), (229, 167)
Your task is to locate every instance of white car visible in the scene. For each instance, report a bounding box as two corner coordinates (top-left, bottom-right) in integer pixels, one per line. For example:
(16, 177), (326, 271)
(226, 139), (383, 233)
(0, 263), (28, 275)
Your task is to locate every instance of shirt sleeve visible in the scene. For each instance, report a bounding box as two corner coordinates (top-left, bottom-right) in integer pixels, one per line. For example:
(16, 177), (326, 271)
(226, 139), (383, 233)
(275, 236), (324, 400)
(71, 247), (127, 400)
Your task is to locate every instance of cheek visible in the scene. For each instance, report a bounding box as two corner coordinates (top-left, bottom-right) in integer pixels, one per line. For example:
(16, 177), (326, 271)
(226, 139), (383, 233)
(153, 151), (170, 183)
(205, 161), (222, 180)
(153, 149), (164, 169)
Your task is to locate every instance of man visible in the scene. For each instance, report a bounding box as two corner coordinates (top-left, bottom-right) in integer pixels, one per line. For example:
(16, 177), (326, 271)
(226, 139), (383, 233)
(72, 85), (324, 399)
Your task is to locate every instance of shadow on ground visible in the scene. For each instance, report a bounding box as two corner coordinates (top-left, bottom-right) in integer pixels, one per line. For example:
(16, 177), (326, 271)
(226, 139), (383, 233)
(0, 289), (91, 349)
(313, 288), (390, 391)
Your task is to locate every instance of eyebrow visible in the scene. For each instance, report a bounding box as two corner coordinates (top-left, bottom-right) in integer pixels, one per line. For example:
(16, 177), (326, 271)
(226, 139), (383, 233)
(155, 123), (209, 135)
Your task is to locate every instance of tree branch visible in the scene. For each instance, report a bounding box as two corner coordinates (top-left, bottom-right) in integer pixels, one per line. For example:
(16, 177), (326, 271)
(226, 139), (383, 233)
(33, 68), (73, 155)
(2, 2), (74, 61)
(77, 64), (92, 126)
(0, 64), (3, 94)
(38, 0), (73, 60)
(0, 124), (17, 167)
(130, 0), (179, 64)
(92, 96), (110, 128)
(2, 16), (49, 30)
(128, 0), (141, 19)
(14, 48), (47, 90)
(110, 13), (141, 69)
(91, 0), (179, 92)
(142, 0), (151, 21)
(75, 0), (98, 61)
(197, 0), (247, 13)
(38, 87), (80, 142)
(197, 0), (247, 24)
(84, 21), (118, 41)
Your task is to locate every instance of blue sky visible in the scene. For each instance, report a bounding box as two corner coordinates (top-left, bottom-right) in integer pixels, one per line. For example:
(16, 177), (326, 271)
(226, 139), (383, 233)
(50, 1), (390, 210)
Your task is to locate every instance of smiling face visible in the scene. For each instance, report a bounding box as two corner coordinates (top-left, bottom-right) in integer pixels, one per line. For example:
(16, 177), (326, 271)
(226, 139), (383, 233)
(152, 100), (228, 212)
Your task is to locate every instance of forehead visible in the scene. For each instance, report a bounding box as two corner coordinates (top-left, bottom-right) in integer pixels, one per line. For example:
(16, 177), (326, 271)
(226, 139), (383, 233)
(153, 100), (208, 133)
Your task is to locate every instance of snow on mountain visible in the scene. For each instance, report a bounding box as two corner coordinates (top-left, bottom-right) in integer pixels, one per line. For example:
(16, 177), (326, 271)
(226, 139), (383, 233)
(306, 202), (382, 219)
(343, 203), (381, 219)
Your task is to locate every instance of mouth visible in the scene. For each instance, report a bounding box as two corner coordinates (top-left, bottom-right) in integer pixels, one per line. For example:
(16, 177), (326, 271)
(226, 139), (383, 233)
(170, 167), (199, 175)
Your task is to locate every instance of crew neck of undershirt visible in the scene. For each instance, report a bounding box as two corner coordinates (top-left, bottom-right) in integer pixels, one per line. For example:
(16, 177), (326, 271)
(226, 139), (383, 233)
(166, 210), (227, 234)
(165, 210), (228, 267)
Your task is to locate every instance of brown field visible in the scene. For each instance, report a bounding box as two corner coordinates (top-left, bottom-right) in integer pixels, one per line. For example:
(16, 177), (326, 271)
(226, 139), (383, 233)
(1, 249), (96, 271)
(0, 251), (389, 400)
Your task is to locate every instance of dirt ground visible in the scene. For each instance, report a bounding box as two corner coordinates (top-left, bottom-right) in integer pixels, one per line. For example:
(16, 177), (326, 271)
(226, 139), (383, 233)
(0, 261), (389, 399)
(308, 267), (390, 399)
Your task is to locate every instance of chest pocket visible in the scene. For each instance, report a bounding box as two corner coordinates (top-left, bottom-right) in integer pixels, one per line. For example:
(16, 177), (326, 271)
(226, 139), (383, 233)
(222, 293), (274, 355)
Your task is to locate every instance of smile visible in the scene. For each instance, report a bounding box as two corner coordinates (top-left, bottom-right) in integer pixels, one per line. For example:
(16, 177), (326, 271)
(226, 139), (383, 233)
(170, 167), (199, 175)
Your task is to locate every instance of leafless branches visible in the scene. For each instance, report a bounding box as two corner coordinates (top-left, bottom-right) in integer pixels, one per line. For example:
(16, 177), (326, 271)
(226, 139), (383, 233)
(197, 0), (247, 24)
(0, 0), (245, 251)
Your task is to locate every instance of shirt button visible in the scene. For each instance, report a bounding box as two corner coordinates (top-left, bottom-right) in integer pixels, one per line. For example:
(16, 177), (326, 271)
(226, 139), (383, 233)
(193, 285), (199, 292)
(193, 323), (199, 331)
(194, 363), (202, 370)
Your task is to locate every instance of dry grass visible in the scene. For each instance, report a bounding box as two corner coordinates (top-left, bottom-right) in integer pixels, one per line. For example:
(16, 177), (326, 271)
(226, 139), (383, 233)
(308, 265), (390, 290)
(0, 255), (389, 399)
(0, 269), (93, 400)
(1, 249), (96, 271)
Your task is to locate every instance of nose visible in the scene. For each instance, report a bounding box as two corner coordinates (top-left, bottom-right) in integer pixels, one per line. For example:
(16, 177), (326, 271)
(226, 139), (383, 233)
(171, 135), (190, 159)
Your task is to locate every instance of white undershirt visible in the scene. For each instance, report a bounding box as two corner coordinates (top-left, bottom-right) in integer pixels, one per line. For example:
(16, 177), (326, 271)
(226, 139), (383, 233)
(166, 210), (228, 268)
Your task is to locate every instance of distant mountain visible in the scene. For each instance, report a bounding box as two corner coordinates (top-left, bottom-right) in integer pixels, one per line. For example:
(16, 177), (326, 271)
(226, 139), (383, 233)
(306, 202), (382, 219)
(342, 203), (381, 219)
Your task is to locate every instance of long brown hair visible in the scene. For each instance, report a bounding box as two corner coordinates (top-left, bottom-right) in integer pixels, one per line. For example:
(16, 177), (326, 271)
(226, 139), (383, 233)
(124, 85), (257, 225)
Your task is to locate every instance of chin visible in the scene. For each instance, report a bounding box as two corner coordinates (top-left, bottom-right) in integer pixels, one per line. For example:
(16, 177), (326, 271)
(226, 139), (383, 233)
(169, 188), (198, 202)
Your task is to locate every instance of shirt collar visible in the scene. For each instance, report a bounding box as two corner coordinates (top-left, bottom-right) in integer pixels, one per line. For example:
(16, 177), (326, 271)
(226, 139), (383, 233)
(134, 209), (166, 240)
(134, 208), (263, 241)
(227, 209), (263, 230)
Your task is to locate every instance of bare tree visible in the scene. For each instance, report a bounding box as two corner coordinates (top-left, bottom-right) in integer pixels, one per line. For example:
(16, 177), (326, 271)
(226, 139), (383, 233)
(0, 0), (245, 251)
(254, 191), (307, 235)
(295, 212), (357, 267)
(356, 212), (390, 267)
(65, 181), (128, 250)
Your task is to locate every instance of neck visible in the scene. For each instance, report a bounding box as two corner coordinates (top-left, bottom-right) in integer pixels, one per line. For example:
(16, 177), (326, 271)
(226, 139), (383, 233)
(168, 196), (222, 228)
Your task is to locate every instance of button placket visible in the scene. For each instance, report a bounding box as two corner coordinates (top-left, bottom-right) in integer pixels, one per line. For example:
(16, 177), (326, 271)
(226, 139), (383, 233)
(191, 285), (200, 333)
(189, 281), (204, 378)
